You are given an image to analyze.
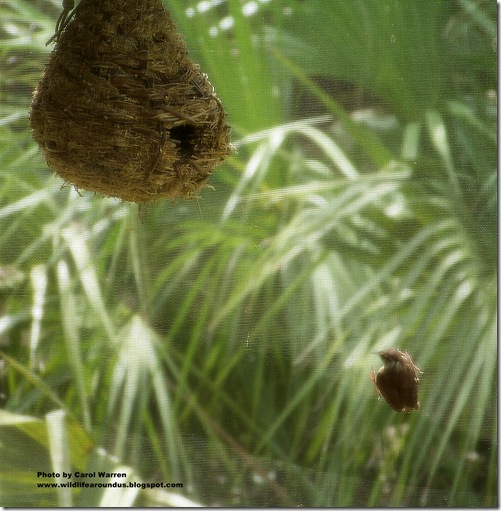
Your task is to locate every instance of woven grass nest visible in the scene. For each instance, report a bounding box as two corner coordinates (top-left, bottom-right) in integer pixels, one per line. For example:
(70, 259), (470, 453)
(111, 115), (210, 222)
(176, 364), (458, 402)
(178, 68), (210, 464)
(30, 0), (231, 203)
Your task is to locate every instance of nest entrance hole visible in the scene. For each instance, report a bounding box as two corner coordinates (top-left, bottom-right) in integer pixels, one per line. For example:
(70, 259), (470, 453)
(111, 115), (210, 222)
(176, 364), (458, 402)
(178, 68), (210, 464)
(170, 124), (196, 161)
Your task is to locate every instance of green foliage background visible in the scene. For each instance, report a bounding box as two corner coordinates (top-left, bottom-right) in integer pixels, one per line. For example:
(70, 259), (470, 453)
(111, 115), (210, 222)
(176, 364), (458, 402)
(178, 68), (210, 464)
(0, 0), (497, 506)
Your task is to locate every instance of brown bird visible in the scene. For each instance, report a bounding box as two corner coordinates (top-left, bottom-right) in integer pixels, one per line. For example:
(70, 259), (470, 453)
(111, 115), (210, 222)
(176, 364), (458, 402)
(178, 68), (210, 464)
(370, 349), (422, 412)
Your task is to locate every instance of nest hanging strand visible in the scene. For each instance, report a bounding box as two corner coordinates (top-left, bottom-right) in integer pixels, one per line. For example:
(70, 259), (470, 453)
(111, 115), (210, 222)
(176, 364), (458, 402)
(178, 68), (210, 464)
(30, 0), (231, 203)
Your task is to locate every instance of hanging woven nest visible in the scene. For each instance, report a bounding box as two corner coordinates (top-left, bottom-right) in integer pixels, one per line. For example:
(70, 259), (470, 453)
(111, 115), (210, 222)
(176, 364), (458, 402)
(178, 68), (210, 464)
(30, 0), (231, 202)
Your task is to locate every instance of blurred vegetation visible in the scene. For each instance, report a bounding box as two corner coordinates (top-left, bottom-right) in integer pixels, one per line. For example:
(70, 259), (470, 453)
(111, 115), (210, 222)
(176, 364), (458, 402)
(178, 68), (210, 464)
(0, 0), (497, 507)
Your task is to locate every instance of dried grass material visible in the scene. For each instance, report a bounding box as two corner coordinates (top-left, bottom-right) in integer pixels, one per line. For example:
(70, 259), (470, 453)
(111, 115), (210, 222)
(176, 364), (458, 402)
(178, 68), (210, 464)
(30, 0), (231, 202)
